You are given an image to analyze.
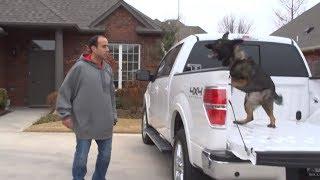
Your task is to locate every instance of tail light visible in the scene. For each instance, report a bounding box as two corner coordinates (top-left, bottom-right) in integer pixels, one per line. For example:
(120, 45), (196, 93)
(203, 87), (227, 127)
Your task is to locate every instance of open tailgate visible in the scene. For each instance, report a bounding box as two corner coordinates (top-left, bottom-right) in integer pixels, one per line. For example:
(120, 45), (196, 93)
(227, 119), (320, 168)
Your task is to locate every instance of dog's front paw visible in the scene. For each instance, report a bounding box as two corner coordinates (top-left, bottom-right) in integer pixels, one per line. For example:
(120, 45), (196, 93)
(267, 124), (276, 128)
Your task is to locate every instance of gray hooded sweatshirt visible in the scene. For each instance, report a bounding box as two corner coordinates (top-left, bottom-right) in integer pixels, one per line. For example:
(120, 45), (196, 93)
(56, 54), (117, 139)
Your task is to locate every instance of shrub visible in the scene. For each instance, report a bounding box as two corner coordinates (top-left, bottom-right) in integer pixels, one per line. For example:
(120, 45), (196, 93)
(0, 88), (9, 110)
(116, 81), (147, 114)
(116, 97), (123, 109)
(46, 91), (58, 114)
(33, 113), (61, 125)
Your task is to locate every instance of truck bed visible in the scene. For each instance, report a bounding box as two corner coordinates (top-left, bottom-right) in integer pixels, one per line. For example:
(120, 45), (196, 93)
(227, 118), (320, 167)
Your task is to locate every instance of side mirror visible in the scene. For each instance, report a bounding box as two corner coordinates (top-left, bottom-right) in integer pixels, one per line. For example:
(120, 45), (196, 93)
(136, 69), (153, 81)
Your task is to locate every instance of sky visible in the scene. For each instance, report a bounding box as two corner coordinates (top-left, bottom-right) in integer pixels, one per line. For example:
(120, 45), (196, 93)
(125, 0), (320, 35)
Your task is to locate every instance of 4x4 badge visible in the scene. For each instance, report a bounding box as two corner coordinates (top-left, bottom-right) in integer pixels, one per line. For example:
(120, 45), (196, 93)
(190, 87), (203, 96)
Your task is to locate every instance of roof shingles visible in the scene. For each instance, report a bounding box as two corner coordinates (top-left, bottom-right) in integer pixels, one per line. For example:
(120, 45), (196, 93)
(0, 0), (161, 33)
(0, 0), (66, 24)
(271, 3), (320, 50)
(41, 0), (119, 28)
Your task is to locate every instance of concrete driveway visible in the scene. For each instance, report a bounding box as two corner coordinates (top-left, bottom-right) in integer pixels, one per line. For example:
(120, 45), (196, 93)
(0, 133), (171, 180)
(0, 108), (172, 180)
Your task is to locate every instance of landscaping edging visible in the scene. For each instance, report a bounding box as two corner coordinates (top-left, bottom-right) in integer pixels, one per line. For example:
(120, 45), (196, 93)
(0, 109), (12, 116)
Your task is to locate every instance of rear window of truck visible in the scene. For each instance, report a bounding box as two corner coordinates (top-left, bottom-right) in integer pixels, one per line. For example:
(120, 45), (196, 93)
(184, 41), (308, 77)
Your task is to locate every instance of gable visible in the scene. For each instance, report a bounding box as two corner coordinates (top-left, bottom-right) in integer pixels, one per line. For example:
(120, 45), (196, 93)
(94, 6), (145, 29)
(89, 1), (161, 32)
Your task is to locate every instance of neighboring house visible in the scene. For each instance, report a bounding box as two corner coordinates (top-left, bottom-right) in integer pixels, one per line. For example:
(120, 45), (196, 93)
(157, 19), (206, 43)
(271, 3), (320, 77)
(0, 0), (164, 106)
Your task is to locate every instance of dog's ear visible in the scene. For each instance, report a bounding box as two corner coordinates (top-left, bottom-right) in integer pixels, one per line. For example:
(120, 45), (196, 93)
(205, 43), (213, 49)
(222, 32), (229, 40)
(232, 39), (244, 46)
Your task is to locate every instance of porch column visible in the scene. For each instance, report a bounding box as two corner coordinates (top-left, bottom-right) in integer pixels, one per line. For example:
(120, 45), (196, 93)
(55, 29), (64, 90)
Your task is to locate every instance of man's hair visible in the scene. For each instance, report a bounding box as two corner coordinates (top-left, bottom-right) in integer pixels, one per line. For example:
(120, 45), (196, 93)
(87, 35), (106, 51)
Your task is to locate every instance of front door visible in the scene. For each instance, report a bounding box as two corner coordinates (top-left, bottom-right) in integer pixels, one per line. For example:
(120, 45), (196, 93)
(155, 44), (183, 137)
(151, 44), (183, 137)
(28, 41), (55, 106)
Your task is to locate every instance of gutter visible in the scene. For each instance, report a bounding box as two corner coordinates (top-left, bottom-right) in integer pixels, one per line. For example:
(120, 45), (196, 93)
(0, 27), (7, 36)
(0, 22), (106, 34)
(78, 28), (105, 34)
(0, 22), (77, 29)
(301, 45), (320, 52)
(136, 27), (163, 35)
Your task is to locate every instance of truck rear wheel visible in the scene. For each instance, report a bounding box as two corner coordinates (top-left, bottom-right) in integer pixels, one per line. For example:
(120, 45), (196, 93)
(141, 108), (154, 145)
(173, 129), (209, 180)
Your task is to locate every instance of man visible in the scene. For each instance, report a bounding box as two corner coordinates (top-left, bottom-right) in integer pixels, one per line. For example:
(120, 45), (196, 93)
(56, 35), (117, 180)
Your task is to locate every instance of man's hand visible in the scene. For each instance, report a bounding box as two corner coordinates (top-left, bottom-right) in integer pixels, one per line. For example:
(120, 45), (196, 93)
(113, 119), (118, 126)
(62, 117), (73, 129)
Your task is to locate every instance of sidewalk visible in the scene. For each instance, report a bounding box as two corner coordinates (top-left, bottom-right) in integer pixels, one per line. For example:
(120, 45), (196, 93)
(0, 107), (48, 132)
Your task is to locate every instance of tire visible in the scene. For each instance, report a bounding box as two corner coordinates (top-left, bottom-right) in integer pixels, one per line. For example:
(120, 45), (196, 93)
(141, 108), (154, 145)
(172, 129), (211, 180)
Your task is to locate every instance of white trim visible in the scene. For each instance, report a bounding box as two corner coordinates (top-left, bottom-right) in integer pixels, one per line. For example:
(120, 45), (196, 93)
(109, 43), (141, 89)
(119, 45), (123, 89)
(138, 44), (141, 70)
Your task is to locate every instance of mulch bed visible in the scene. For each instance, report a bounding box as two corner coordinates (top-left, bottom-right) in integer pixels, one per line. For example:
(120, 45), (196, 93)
(25, 118), (141, 133)
(117, 109), (143, 119)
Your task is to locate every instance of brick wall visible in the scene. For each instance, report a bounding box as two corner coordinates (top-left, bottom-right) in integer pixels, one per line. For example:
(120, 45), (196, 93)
(63, 7), (162, 76)
(63, 32), (91, 75)
(304, 49), (320, 76)
(304, 49), (320, 61)
(0, 36), (6, 88)
(101, 6), (162, 72)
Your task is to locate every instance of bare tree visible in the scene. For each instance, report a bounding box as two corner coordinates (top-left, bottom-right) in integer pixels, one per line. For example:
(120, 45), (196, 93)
(274, 0), (307, 27)
(218, 14), (253, 34)
(160, 20), (180, 55)
(238, 19), (253, 34)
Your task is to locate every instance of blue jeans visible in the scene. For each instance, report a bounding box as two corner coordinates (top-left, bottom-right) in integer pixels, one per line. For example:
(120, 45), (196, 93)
(72, 137), (112, 180)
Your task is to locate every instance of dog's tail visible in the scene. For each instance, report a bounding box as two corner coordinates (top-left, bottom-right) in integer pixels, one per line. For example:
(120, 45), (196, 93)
(274, 92), (283, 105)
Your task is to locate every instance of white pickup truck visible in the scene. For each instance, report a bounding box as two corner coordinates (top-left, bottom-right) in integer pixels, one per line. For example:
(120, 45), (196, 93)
(136, 33), (320, 180)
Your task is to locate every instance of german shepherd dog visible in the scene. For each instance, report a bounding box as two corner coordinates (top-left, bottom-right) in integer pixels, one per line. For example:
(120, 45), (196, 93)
(205, 32), (283, 128)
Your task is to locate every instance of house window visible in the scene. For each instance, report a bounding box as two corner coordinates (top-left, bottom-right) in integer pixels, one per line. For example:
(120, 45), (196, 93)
(108, 43), (140, 89)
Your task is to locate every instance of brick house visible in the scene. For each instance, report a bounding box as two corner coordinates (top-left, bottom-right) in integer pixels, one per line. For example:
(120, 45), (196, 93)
(271, 3), (320, 77)
(0, 0), (167, 106)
